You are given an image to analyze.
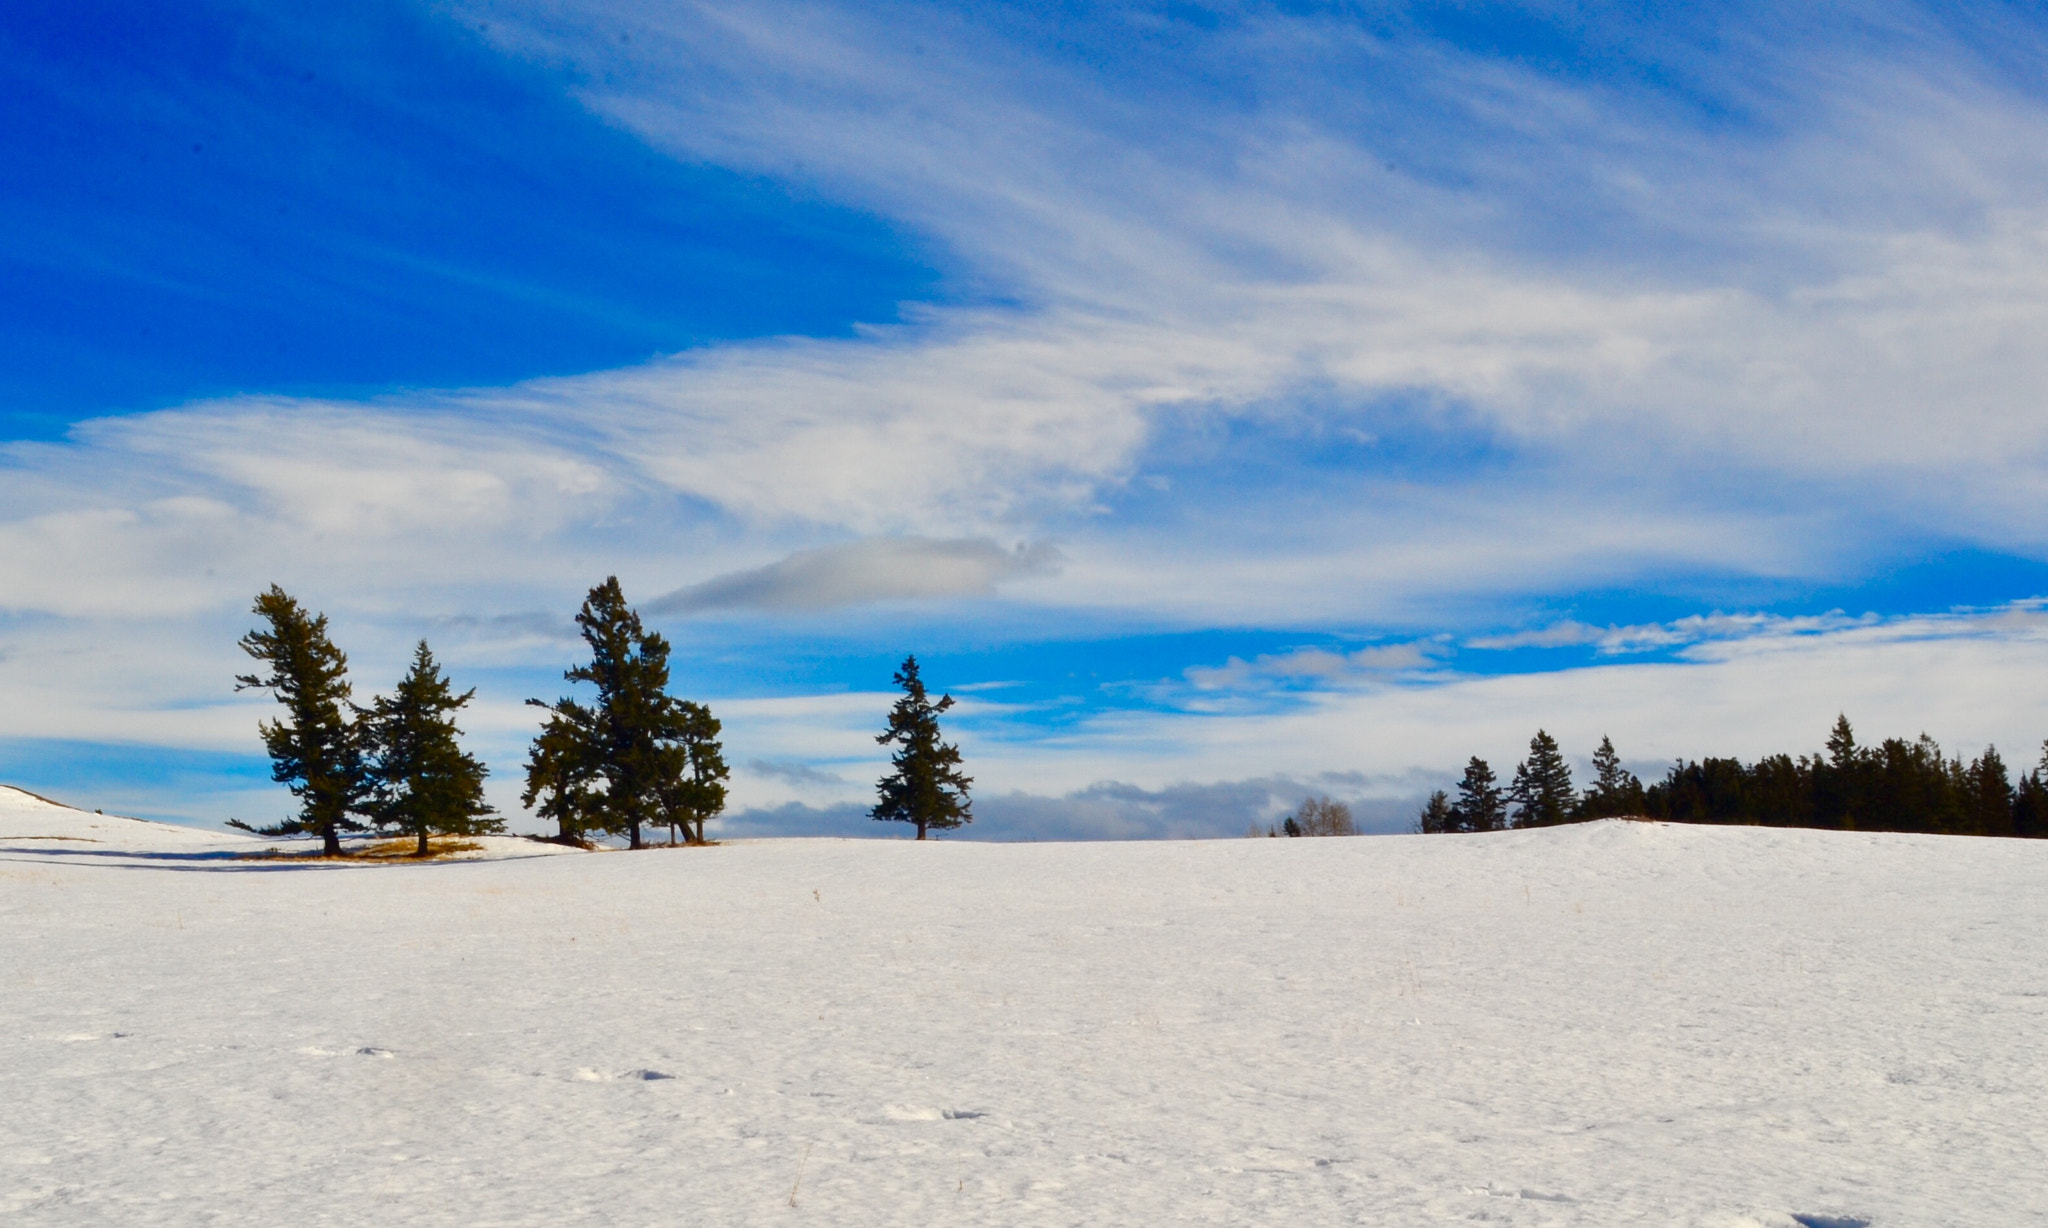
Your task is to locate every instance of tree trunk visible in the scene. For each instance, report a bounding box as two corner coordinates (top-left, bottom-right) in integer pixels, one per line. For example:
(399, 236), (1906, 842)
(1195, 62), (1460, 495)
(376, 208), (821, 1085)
(416, 828), (430, 857)
(916, 822), (927, 840)
(628, 822), (642, 850)
(322, 823), (342, 857)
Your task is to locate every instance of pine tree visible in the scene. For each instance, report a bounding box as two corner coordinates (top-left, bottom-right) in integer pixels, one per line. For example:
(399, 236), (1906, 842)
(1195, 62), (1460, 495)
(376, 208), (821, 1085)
(2013, 743), (2048, 839)
(1509, 730), (1575, 827)
(526, 578), (701, 850)
(658, 700), (729, 845)
(1963, 746), (2014, 837)
(360, 641), (501, 856)
(1451, 757), (1506, 832)
(872, 655), (972, 839)
(235, 585), (366, 856)
(522, 702), (599, 845)
(1818, 713), (1863, 830)
(1417, 789), (1454, 834)
(1580, 735), (1646, 818)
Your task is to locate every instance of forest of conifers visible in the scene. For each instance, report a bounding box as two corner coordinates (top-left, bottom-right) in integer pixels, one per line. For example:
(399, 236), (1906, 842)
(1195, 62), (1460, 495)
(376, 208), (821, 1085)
(1421, 716), (2048, 838)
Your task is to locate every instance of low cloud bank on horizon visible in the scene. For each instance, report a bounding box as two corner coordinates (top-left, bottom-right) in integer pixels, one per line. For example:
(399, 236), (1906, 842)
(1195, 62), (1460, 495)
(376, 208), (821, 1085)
(3, 1), (2047, 834)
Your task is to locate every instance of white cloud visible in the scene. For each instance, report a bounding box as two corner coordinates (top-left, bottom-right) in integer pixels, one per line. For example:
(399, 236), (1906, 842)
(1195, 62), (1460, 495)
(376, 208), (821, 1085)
(649, 537), (1060, 612)
(9, 2), (2048, 830)
(932, 604), (2048, 806)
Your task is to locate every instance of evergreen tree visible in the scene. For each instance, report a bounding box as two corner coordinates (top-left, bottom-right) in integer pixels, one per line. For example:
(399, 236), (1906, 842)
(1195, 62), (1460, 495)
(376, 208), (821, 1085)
(359, 641), (500, 856)
(1417, 789), (1454, 834)
(1962, 746), (2014, 837)
(1509, 730), (1575, 827)
(522, 703), (599, 845)
(1817, 714), (1863, 829)
(235, 586), (367, 856)
(658, 700), (729, 845)
(872, 655), (972, 839)
(1579, 735), (1646, 818)
(1452, 757), (1506, 832)
(2013, 744), (2048, 839)
(526, 578), (700, 850)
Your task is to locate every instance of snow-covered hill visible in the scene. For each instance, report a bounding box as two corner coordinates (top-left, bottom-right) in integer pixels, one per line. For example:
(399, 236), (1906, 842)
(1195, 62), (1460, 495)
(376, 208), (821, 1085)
(3, 800), (2042, 1226)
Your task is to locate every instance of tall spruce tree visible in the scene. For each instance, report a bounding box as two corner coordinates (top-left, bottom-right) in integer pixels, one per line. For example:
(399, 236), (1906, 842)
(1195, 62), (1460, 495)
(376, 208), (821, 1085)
(360, 641), (501, 856)
(1451, 757), (1506, 832)
(872, 655), (972, 839)
(1509, 730), (1576, 827)
(1580, 735), (1646, 818)
(526, 578), (700, 850)
(235, 585), (366, 856)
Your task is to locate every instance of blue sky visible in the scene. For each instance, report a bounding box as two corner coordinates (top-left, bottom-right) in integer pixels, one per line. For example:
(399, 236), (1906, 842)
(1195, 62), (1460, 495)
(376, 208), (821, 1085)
(5, 1), (2048, 837)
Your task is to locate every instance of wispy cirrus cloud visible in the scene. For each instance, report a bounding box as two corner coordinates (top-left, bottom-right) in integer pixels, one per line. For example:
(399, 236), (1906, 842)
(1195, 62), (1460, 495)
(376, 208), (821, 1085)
(649, 537), (1060, 613)
(8, 2), (2048, 831)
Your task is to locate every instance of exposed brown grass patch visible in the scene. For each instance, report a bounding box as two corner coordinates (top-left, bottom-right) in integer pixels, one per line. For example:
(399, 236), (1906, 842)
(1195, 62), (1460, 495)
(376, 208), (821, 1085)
(356, 837), (483, 860)
(234, 837), (482, 863)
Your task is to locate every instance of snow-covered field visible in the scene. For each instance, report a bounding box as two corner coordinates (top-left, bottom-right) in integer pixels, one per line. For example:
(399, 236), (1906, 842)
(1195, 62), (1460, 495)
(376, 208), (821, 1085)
(4, 784), (2043, 1226)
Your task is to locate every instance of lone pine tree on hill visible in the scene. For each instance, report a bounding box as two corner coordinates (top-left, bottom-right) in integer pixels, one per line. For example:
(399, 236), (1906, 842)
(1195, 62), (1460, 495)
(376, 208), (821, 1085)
(525, 578), (723, 849)
(236, 585), (365, 856)
(1509, 730), (1575, 827)
(872, 655), (972, 840)
(360, 641), (501, 856)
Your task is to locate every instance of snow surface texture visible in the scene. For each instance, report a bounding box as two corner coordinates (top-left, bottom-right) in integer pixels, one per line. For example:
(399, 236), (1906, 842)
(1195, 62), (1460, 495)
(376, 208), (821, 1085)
(3, 784), (2043, 1226)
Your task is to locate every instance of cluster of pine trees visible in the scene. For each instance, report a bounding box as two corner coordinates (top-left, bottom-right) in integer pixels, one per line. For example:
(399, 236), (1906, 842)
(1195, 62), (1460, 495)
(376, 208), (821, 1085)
(233, 586), (499, 856)
(236, 578), (732, 855)
(521, 578), (729, 849)
(238, 579), (987, 852)
(1417, 717), (2048, 838)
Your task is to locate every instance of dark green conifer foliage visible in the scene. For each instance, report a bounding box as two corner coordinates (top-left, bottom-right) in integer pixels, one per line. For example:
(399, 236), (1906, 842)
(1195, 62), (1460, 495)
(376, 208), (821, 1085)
(1579, 735), (1646, 818)
(523, 705), (599, 845)
(360, 641), (501, 856)
(1417, 789), (1454, 834)
(1446, 716), (2048, 838)
(1963, 746), (2014, 837)
(1817, 713), (1863, 829)
(2014, 744), (2048, 838)
(235, 585), (366, 856)
(871, 655), (972, 839)
(1452, 757), (1506, 832)
(1509, 730), (1575, 827)
(526, 578), (703, 850)
(658, 700), (730, 845)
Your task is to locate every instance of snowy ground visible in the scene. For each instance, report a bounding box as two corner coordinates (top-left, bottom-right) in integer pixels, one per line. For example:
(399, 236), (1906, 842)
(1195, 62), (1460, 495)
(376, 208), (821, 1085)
(3, 784), (2043, 1226)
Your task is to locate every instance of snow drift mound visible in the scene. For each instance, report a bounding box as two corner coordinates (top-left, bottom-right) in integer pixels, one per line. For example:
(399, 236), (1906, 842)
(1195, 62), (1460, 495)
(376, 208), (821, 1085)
(0, 785), (256, 853)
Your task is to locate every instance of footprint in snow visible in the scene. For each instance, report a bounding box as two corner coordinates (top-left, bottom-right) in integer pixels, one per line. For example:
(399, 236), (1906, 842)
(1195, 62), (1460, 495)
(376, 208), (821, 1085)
(879, 1105), (984, 1121)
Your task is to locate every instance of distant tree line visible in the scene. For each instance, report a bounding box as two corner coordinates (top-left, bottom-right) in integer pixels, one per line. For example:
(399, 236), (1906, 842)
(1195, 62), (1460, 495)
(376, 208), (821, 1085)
(1417, 717), (2048, 838)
